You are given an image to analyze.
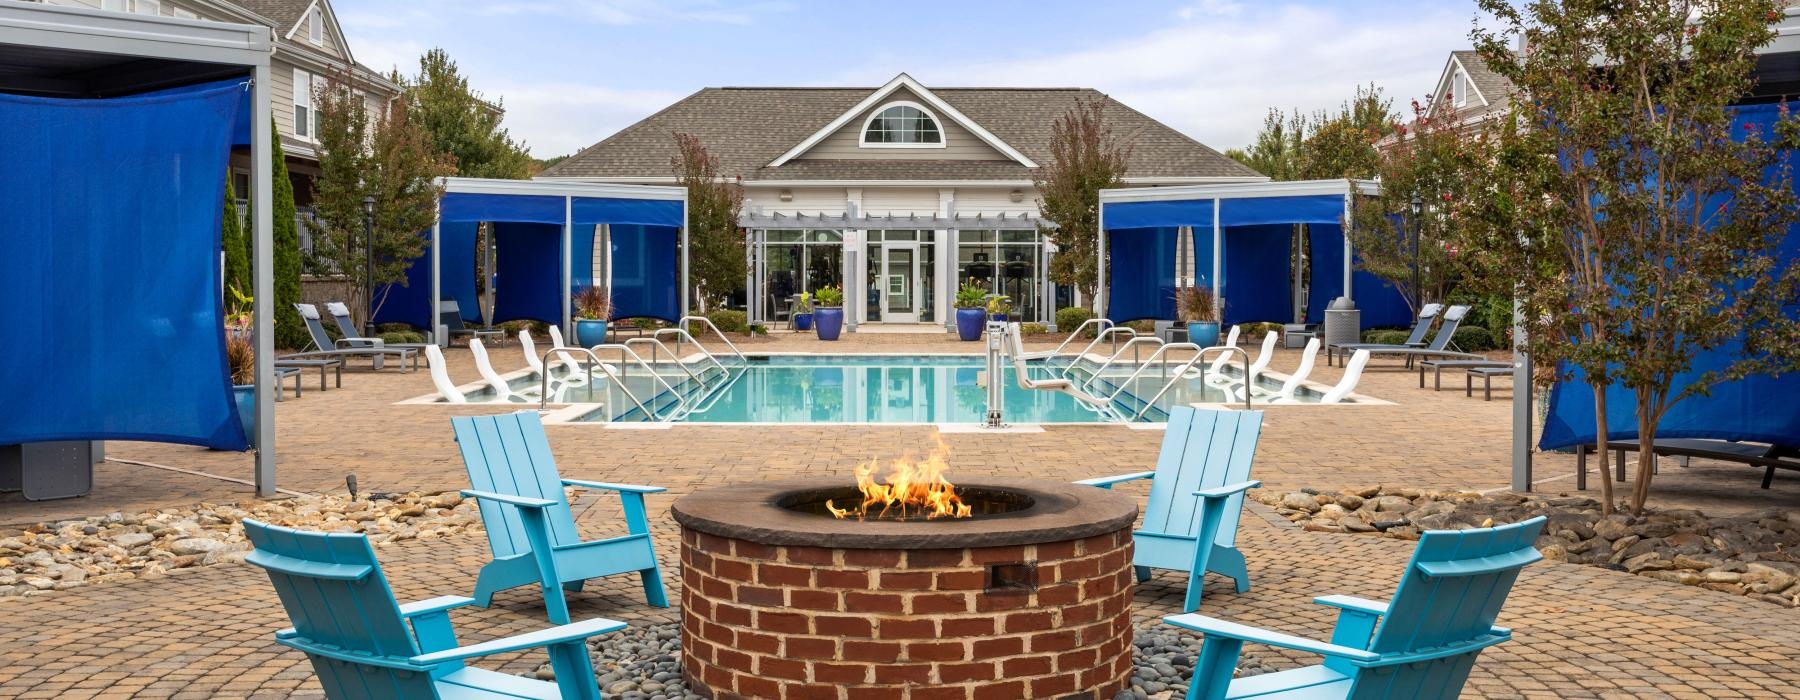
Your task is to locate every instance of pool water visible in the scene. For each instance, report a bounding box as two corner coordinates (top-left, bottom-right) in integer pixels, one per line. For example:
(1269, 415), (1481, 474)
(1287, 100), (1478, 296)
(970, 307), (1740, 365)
(540, 355), (1330, 424)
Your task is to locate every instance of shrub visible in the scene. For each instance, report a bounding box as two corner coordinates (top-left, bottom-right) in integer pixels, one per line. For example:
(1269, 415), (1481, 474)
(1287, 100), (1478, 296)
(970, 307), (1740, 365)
(1055, 307), (1093, 334)
(749, 323), (769, 336)
(954, 283), (987, 309)
(1020, 323), (1049, 335)
(1452, 326), (1496, 352)
(813, 286), (843, 307)
(1126, 320), (1156, 333)
(703, 309), (748, 334)
(379, 331), (424, 344)
(499, 320), (533, 335)
(1361, 329), (1412, 345)
(574, 286), (611, 320)
(632, 317), (662, 329)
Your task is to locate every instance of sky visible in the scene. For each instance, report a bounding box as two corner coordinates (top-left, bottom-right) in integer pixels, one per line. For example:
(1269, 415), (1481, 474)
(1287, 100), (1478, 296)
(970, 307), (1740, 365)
(334, 0), (1491, 159)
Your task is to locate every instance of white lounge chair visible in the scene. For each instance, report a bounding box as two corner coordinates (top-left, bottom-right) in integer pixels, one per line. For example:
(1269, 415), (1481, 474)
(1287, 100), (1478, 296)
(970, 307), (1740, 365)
(1319, 349), (1371, 404)
(469, 338), (528, 403)
(1205, 324), (1242, 376)
(1272, 337), (1321, 401)
(423, 344), (466, 404)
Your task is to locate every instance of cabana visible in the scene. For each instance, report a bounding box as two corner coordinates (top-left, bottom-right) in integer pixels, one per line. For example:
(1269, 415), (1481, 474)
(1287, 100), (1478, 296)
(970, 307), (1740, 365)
(1096, 180), (1411, 327)
(372, 178), (688, 340)
(0, 4), (277, 495)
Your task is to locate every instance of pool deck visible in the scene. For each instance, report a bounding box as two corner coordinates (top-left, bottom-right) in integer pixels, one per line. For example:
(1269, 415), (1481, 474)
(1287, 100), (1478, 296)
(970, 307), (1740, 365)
(2, 330), (1798, 698)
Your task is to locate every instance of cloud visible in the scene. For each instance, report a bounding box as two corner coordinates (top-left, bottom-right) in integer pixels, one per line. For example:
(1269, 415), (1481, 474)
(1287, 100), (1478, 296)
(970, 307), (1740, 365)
(487, 83), (690, 157)
(834, 3), (1472, 151)
(394, 0), (795, 25)
(1176, 0), (1245, 20)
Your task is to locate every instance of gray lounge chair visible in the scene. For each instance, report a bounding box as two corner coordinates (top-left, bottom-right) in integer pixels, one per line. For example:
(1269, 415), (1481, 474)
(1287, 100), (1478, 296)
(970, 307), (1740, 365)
(439, 298), (504, 347)
(1326, 303), (1441, 365)
(1328, 304), (1478, 367)
(326, 301), (434, 357)
(281, 303), (416, 372)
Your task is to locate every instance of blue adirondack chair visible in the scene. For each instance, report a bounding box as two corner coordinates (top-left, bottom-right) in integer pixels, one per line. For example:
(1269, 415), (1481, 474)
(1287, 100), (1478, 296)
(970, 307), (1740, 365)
(1165, 515), (1548, 700)
(241, 518), (625, 700)
(1077, 406), (1263, 612)
(454, 411), (669, 624)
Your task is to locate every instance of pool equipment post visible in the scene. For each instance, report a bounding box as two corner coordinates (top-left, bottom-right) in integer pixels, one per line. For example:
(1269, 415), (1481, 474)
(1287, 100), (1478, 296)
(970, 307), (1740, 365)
(984, 320), (1007, 428)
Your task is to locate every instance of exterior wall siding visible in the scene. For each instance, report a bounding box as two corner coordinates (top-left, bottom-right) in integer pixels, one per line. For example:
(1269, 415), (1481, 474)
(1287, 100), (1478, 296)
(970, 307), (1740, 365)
(860, 187), (942, 216)
(801, 86), (1008, 162)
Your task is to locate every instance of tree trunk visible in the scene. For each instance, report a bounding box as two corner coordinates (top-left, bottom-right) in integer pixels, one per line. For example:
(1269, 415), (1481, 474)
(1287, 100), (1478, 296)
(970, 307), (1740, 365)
(1630, 389), (1658, 515)
(1592, 385), (1615, 515)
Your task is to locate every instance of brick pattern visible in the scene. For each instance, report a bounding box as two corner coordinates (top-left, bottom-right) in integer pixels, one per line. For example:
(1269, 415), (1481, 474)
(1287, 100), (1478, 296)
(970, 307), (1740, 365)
(678, 527), (1135, 700)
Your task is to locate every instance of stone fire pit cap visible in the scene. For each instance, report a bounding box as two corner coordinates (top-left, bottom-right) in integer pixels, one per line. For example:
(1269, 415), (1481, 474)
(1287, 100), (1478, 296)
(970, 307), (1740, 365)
(671, 478), (1138, 549)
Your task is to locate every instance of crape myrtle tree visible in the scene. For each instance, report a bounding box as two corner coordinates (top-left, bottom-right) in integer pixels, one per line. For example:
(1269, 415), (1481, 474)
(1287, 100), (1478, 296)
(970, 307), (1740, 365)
(1468, 0), (1800, 514)
(309, 71), (452, 326)
(672, 132), (745, 310)
(1035, 96), (1133, 305)
(1349, 96), (1491, 313)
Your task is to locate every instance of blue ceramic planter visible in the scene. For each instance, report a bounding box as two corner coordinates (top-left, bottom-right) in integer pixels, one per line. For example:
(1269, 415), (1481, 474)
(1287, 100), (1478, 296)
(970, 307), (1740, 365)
(1187, 321), (1221, 347)
(955, 308), (985, 341)
(232, 385), (256, 448)
(814, 307), (844, 340)
(576, 319), (609, 347)
(793, 312), (814, 331)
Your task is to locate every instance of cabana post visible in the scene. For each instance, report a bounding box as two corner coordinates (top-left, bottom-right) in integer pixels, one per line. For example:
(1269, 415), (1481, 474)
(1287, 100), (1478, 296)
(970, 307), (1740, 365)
(250, 53), (274, 495)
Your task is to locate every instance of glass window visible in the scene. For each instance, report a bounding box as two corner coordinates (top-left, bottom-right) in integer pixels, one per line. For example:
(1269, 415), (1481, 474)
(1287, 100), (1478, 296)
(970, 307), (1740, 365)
(309, 7), (324, 43)
(1000, 230), (1037, 244)
(959, 230), (996, 244)
(884, 230), (917, 241)
(766, 229), (803, 242)
(760, 231), (841, 320)
(292, 69), (313, 139)
(135, 0), (161, 15)
(102, 0), (127, 12)
(862, 104), (943, 145)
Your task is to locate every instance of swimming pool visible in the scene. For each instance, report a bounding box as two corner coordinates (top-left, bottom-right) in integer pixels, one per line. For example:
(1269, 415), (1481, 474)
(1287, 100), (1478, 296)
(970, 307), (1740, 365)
(524, 354), (1349, 425)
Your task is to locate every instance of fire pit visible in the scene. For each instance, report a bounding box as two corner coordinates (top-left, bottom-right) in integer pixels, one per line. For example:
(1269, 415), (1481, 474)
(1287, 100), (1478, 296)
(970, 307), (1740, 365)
(671, 461), (1138, 699)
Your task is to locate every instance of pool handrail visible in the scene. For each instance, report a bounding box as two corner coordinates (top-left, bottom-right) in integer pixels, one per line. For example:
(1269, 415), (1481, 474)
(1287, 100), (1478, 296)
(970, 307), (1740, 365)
(1022, 318), (1115, 362)
(1103, 342), (1202, 402)
(583, 343), (690, 420)
(622, 337), (706, 386)
(677, 316), (748, 363)
(1078, 336), (1168, 392)
(1131, 345), (1252, 420)
(1062, 327), (1139, 377)
(535, 346), (654, 419)
(652, 327), (733, 377)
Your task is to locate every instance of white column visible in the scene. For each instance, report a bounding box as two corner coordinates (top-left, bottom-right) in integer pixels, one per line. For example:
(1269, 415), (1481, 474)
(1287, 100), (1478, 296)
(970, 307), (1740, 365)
(680, 198), (691, 319)
(937, 188), (955, 329)
(845, 188), (863, 329)
(1342, 193), (1354, 301)
(1096, 203), (1107, 318)
(250, 63), (275, 496)
(562, 196), (573, 338)
(1210, 198), (1223, 302)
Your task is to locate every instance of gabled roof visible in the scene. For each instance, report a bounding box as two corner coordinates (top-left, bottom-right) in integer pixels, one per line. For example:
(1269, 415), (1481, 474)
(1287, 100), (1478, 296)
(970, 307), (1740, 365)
(542, 81), (1261, 182)
(1431, 50), (1516, 122)
(768, 73), (1035, 168)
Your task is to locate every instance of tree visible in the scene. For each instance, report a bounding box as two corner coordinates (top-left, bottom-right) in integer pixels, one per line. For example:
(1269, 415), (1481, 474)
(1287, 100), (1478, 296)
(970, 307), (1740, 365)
(1468, 0), (1800, 514)
(1348, 96), (1489, 312)
(221, 176), (249, 297)
(1035, 96), (1133, 303)
(1228, 85), (1390, 181)
(1227, 108), (1307, 180)
(406, 49), (533, 179)
(672, 132), (744, 310)
(309, 72), (452, 326)
(237, 121), (308, 350)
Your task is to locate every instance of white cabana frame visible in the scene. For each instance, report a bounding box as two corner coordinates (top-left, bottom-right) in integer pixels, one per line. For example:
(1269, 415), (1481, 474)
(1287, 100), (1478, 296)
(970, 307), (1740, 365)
(1095, 179), (1380, 317)
(429, 177), (689, 343)
(0, 2), (277, 495)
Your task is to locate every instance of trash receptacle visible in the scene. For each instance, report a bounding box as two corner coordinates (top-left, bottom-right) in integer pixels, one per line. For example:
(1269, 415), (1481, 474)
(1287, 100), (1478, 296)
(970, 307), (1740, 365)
(1323, 296), (1360, 350)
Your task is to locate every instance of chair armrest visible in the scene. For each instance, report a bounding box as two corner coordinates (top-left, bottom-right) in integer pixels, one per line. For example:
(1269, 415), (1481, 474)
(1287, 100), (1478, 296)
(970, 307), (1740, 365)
(1194, 480), (1261, 500)
(1163, 613), (1380, 662)
(335, 337), (385, 348)
(561, 478), (667, 494)
(410, 617), (627, 665)
(1074, 471), (1156, 489)
(460, 489), (556, 509)
(398, 595), (477, 619)
(1313, 595), (1388, 617)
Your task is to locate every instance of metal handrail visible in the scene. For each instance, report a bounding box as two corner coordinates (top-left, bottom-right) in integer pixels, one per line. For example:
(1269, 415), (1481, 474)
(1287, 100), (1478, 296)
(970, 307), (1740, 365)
(652, 328), (732, 378)
(1130, 345), (1252, 420)
(623, 337), (705, 386)
(1046, 318), (1115, 358)
(1103, 343), (1202, 402)
(1078, 337), (1168, 391)
(536, 347), (654, 420)
(583, 343), (690, 419)
(683, 365), (752, 416)
(1062, 327), (1138, 378)
(678, 315), (747, 363)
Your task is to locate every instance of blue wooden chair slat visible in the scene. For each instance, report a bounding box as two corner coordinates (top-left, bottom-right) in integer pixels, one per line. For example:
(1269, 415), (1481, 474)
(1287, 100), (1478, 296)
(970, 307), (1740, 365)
(1078, 406), (1263, 612)
(243, 518), (621, 700)
(454, 411), (670, 623)
(1164, 516), (1547, 700)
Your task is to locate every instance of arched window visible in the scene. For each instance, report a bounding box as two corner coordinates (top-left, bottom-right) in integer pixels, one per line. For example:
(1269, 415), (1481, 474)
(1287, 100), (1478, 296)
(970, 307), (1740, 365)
(861, 102), (944, 147)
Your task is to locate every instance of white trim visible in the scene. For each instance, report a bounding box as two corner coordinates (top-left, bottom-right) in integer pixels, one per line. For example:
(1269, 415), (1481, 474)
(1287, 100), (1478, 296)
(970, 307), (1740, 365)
(465, 176), (687, 200)
(291, 66), (314, 141)
(1098, 178), (1380, 204)
(541, 176), (1267, 188)
(1432, 53), (1489, 111)
(766, 73), (1039, 168)
(857, 100), (948, 150)
(306, 5), (323, 45)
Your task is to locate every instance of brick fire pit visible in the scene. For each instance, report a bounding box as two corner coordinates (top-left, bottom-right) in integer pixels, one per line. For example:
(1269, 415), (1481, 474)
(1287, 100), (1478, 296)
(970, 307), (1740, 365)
(671, 478), (1138, 699)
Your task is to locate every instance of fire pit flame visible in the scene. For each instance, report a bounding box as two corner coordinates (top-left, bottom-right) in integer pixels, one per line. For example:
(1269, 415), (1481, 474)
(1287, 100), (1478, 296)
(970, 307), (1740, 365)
(826, 442), (972, 521)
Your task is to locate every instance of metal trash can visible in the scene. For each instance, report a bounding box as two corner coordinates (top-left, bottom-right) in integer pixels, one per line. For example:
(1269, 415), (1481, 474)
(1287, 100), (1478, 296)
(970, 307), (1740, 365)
(1322, 297), (1360, 350)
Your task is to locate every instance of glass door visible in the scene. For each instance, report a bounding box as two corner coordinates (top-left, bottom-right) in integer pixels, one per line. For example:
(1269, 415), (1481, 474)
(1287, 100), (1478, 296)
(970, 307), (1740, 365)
(880, 242), (920, 323)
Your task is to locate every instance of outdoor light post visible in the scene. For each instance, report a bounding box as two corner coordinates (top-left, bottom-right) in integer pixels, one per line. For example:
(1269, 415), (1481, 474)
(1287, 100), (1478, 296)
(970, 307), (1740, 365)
(1410, 193), (1422, 306)
(362, 194), (376, 337)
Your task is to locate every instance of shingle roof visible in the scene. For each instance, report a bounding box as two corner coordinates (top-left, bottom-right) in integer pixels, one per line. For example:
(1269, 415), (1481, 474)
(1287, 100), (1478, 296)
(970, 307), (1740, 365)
(1452, 50), (1517, 114)
(541, 85), (1260, 181)
(229, 0), (310, 33)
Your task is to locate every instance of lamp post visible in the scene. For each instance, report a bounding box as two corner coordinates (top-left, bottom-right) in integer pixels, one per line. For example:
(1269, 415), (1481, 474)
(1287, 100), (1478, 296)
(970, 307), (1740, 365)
(362, 194), (376, 337)
(1410, 193), (1422, 308)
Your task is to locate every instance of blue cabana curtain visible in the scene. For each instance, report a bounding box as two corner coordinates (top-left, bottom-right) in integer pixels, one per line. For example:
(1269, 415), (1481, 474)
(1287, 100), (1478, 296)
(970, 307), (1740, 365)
(572, 197), (682, 227)
(0, 79), (249, 449)
(1104, 199), (1213, 231)
(373, 221), (480, 329)
(1305, 224), (1413, 327)
(441, 193), (565, 224)
(492, 222), (565, 325)
(1539, 101), (1800, 450)
(1216, 224), (1293, 325)
(1106, 227), (1178, 322)
(611, 224), (681, 322)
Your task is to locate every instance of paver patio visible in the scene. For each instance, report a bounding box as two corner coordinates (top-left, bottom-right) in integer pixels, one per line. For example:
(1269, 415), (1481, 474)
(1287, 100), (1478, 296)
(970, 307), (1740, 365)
(2, 332), (1797, 698)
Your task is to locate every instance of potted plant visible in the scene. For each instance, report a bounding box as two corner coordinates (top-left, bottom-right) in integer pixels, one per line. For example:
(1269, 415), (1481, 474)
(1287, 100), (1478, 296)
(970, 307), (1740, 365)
(225, 331), (256, 447)
(1177, 286), (1222, 347)
(954, 283), (988, 341)
(812, 286), (845, 340)
(574, 286), (611, 347)
(986, 295), (1012, 323)
(792, 292), (814, 332)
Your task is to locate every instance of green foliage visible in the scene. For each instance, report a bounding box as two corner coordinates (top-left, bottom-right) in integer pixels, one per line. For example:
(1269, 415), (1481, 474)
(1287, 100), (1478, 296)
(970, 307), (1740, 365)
(1019, 323), (1049, 335)
(1175, 286), (1219, 323)
(812, 286), (843, 307)
(793, 292), (813, 314)
(378, 331), (425, 344)
(405, 49), (532, 179)
(1056, 306), (1094, 333)
(954, 283), (988, 309)
(673, 133), (745, 308)
(1470, 0), (1800, 513)
(309, 71), (451, 330)
(703, 309), (748, 334)
(1362, 329), (1412, 345)
(221, 177), (250, 297)
(1228, 85), (1391, 181)
(1034, 96), (1131, 301)
(269, 123), (307, 351)
(632, 317), (662, 329)
(985, 295), (1012, 316)
(1451, 327), (1496, 353)
(749, 323), (768, 336)
(574, 286), (611, 320)
(1125, 320), (1156, 333)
